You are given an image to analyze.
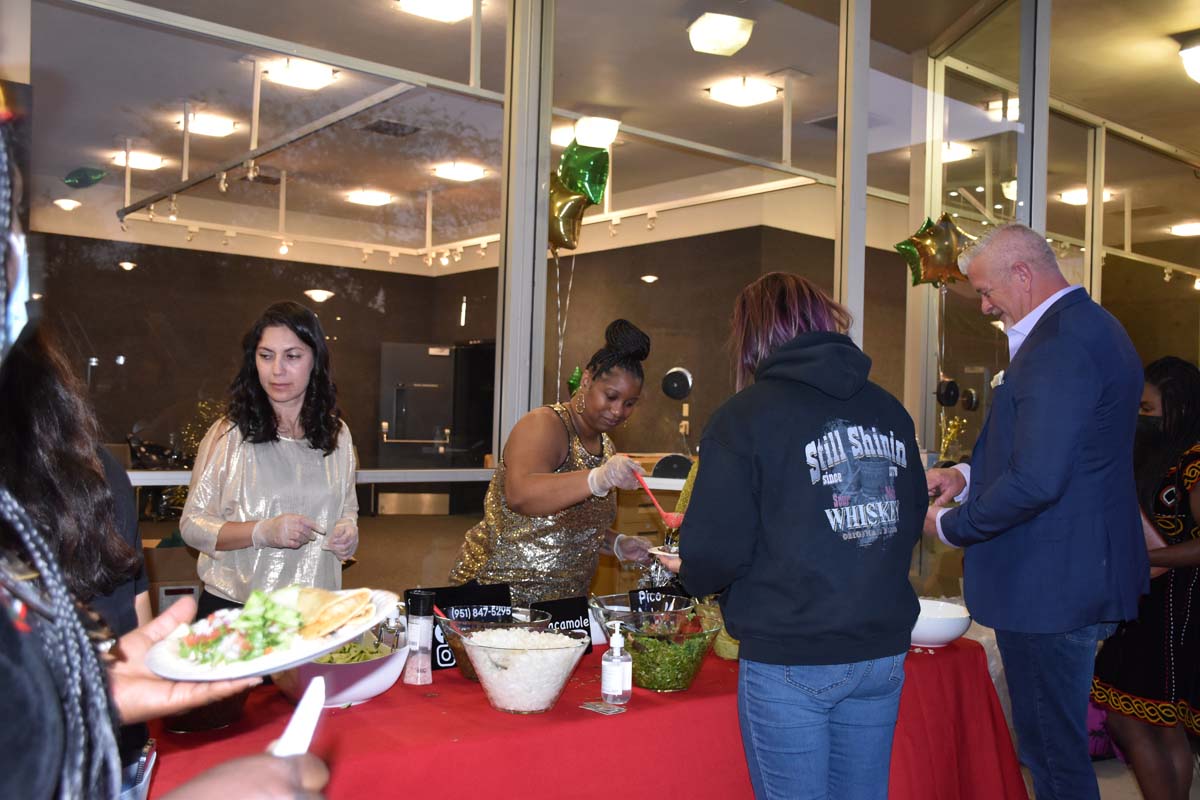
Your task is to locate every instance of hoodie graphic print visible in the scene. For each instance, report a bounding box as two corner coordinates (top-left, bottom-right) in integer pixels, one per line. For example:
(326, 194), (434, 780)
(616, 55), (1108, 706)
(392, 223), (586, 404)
(806, 419), (909, 547)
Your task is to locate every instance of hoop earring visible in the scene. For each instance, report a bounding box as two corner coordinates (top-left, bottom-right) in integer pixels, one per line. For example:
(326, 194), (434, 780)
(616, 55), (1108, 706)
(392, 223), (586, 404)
(574, 391), (586, 415)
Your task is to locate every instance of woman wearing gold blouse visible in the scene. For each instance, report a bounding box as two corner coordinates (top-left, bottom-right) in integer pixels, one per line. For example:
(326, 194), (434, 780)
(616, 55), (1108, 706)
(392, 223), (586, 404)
(450, 319), (654, 604)
(182, 302), (358, 618)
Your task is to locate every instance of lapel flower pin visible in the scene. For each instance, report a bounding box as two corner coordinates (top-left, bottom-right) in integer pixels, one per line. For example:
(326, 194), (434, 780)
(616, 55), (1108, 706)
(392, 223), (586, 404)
(991, 370), (1005, 389)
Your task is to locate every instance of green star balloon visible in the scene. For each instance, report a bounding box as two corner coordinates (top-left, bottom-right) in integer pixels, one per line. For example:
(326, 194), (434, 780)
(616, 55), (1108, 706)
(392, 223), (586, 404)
(567, 365), (583, 396)
(63, 167), (108, 189)
(556, 140), (608, 205)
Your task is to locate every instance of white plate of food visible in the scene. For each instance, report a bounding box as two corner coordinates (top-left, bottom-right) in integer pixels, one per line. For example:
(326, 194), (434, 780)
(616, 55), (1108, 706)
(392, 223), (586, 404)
(647, 546), (679, 558)
(146, 586), (399, 681)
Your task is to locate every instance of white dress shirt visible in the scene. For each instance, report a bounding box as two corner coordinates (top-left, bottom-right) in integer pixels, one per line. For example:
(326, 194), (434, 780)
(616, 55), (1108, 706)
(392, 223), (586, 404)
(934, 285), (1084, 546)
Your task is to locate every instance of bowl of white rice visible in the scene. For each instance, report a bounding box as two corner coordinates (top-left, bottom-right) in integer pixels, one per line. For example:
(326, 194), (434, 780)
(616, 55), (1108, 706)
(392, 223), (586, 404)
(460, 628), (589, 714)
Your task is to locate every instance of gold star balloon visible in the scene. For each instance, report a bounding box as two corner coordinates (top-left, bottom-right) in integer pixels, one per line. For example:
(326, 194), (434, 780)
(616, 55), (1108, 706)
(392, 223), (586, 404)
(548, 173), (590, 252)
(894, 212), (976, 287)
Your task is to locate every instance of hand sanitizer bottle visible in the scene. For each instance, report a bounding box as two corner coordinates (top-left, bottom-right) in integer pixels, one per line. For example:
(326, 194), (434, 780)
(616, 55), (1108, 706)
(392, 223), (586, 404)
(601, 622), (632, 705)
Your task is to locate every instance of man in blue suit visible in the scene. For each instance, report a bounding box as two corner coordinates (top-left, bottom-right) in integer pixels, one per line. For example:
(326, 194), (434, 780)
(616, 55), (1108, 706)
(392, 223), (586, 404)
(924, 223), (1147, 800)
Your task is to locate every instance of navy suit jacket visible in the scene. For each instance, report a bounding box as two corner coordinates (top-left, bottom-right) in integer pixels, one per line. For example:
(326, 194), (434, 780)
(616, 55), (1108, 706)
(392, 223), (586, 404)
(941, 289), (1148, 633)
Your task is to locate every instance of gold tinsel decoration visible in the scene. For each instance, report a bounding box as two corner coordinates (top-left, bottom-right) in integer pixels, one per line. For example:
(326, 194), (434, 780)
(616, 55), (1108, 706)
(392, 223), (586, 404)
(939, 415), (968, 462)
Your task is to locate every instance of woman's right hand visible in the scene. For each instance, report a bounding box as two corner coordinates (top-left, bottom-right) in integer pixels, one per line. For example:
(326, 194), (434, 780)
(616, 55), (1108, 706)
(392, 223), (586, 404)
(251, 514), (321, 549)
(587, 454), (646, 496)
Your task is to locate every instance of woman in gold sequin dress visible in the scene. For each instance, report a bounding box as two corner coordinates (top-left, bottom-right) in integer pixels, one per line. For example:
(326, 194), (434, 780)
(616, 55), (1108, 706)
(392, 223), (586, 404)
(450, 319), (653, 604)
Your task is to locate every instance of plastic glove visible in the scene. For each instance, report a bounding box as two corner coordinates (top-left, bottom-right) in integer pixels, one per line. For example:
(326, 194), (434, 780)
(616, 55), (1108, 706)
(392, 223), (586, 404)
(324, 518), (359, 560)
(587, 454), (645, 497)
(613, 534), (652, 565)
(250, 514), (320, 549)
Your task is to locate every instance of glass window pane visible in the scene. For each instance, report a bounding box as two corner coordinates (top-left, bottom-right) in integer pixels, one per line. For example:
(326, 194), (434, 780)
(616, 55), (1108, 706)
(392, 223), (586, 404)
(28, 0), (504, 473)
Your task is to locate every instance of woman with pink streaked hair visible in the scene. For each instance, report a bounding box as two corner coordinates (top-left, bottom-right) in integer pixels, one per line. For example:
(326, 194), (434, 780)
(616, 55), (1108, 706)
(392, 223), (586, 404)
(658, 272), (928, 800)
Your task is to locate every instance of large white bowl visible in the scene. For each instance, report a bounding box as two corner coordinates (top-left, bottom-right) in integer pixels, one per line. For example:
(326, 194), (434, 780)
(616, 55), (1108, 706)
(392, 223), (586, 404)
(273, 636), (408, 707)
(910, 598), (970, 647)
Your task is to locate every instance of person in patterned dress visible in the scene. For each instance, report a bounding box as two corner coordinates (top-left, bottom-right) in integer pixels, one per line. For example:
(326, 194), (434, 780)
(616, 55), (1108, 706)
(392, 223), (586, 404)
(1092, 356), (1200, 800)
(449, 320), (653, 604)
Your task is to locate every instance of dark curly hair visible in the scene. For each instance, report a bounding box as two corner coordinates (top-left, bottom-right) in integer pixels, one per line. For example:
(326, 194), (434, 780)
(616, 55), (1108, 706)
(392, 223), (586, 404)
(0, 321), (140, 600)
(585, 319), (651, 382)
(1135, 356), (1200, 514)
(227, 301), (342, 454)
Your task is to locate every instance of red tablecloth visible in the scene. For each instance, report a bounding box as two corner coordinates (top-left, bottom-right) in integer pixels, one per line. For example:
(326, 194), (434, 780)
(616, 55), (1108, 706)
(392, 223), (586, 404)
(148, 639), (1024, 799)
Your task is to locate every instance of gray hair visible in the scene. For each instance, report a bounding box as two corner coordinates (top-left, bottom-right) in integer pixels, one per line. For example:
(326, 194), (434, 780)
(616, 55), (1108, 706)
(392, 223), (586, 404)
(958, 222), (1061, 276)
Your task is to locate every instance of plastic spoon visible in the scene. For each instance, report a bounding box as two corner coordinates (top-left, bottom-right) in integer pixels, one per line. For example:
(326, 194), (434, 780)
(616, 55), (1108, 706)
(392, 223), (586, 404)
(635, 473), (684, 529)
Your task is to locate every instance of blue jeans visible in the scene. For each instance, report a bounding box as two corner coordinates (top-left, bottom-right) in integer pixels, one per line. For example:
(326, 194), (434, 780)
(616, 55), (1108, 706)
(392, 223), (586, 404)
(738, 654), (906, 800)
(995, 622), (1117, 800)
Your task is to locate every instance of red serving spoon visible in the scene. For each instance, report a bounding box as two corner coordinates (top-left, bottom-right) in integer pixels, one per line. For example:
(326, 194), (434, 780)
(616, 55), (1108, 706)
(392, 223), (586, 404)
(635, 472), (684, 529)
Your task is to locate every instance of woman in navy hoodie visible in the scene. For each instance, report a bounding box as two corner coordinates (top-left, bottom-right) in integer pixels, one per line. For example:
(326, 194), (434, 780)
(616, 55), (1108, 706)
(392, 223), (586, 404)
(659, 272), (927, 800)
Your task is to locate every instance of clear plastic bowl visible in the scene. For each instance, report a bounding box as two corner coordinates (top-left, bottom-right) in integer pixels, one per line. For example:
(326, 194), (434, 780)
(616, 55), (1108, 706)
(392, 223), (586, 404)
(587, 592), (695, 633)
(436, 607), (553, 681)
(460, 628), (589, 714)
(623, 610), (719, 692)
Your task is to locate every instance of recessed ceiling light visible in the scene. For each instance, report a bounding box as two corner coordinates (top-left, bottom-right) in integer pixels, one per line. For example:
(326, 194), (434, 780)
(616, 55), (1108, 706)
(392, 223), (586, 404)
(974, 186), (985, 193)
(346, 189), (393, 206)
(687, 12), (754, 57)
(574, 117), (621, 148)
(707, 76), (779, 107)
(112, 151), (164, 170)
(993, 204), (1003, 210)
(304, 289), (335, 303)
(1181, 44), (1200, 83)
(177, 112), (238, 137)
(118, 261), (136, 271)
(640, 275), (659, 284)
(433, 162), (487, 182)
(986, 98), (1019, 122)
(550, 126), (575, 147)
(1058, 188), (1114, 206)
(948, 190), (959, 197)
(53, 198), (81, 211)
(397, 0), (471, 23)
(278, 241), (290, 255)
(263, 57), (338, 91)
(941, 142), (975, 163)
(1194, 277), (1200, 291)
(1170, 222), (1200, 237)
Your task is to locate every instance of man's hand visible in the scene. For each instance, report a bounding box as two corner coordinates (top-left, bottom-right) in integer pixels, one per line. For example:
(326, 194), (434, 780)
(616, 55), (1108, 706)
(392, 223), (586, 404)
(162, 753), (329, 800)
(107, 596), (262, 724)
(926, 467), (967, 507)
(653, 553), (682, 574)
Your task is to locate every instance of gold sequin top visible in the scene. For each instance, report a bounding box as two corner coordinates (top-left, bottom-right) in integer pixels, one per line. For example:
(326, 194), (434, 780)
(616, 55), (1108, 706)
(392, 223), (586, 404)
(180, 419), (358, 603)
(449, 403), (617, 605)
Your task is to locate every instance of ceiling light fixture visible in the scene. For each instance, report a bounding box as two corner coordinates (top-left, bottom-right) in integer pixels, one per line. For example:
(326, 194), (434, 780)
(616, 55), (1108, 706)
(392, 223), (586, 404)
(1058, 188), (1114, 206)
(439, 251), (450, 266)
(346, 189), (393, 206)
(687, 12), (755, 56)
(550, 126), (575, 147)
(993, 204), (1003, 210)
(948, 190), (959, 197)
(1164, 269), (1174, 282)
(941, 142), (975, 163)
(1170, 222), (1200, 236)
(1001, 180), (1017, 201)
(397, 0), (471, 23)
(278, 241), (290, 255)
(112, 151), (164, 170)
(1194, 277), (1200, 292)
(118, 261), (136, 271)
(263, 57), (338, 91)
(53, 198), (81, 211)
(304, 289), (335, 303)
(1181, 42), (1200, 83)
(990, 320), (1005, 331)
(573, 117), (621, 148)
(707, 76), (779, 107)
(433, 162), (487, 182)
(176, 112), (238, 137)
(974, 186), (985, 193)
(986, 98), (1019, 122)
(168, 195), (178, 221)
(640, 275), (659, 284)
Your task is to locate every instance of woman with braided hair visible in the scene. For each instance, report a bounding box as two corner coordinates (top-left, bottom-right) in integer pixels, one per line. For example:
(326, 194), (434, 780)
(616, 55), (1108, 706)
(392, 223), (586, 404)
(0, 119), (327, 798)
(449, 319), (655, 604)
